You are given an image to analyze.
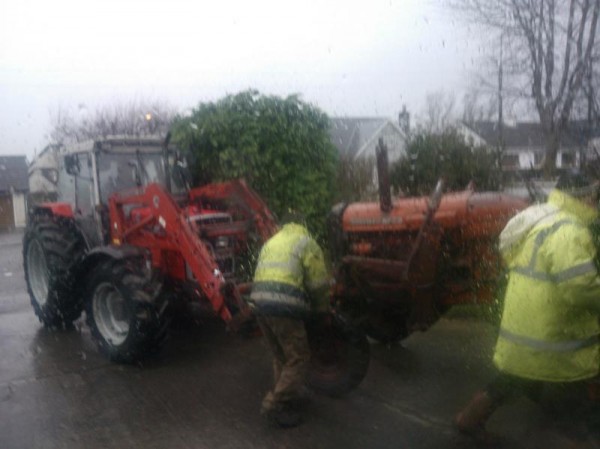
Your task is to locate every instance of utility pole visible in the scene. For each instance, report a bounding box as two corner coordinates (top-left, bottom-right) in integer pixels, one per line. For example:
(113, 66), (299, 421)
(584, 61), (593, 170)
(497, 32), (505, 187)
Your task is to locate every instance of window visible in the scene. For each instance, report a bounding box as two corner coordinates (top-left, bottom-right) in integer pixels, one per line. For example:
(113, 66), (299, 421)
(74, 153), (94, 216)
(561, 152), (575, 167)
(501, 154), (520, 169)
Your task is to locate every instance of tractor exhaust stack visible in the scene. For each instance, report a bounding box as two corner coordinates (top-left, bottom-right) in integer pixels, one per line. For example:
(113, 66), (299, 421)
(376, 138), (392, 213)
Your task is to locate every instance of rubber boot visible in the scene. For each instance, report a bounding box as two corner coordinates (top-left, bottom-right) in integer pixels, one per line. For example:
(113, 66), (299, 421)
(263, 403), (304, 429)
(454, 391), (498, 442)
(266, 406), (303, 429)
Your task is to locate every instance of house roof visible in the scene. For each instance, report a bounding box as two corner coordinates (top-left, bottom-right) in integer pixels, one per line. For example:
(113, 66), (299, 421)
(0, 155), (29, 193)
(330, 117), (392, 158)
(465, 120), (600, 149)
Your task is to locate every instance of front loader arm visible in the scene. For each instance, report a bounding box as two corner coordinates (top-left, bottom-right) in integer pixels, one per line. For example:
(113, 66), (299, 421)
(108, 183), (233, 321)
(189, 179), (278, 243)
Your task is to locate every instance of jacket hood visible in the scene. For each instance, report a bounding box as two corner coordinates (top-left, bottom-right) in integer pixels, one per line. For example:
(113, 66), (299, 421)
(498, 189), (599, 264)
(546, 188), (599, 225)
(499, 202), (559, 262)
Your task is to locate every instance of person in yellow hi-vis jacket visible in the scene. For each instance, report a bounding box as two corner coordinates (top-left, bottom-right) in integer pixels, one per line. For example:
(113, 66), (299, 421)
(249, 211), (330, 428)
(455, 170), (600, 444)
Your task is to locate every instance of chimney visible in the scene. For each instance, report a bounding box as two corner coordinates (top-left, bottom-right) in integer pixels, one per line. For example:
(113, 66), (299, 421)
(398, 105), (410, 135)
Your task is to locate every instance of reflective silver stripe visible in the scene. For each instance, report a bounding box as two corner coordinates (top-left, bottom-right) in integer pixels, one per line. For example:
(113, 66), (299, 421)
(528, 219), (576, 269)
(306, 278), (329, 291)
(513, 261), (597, 283)
(250, 290), (308, 309)
(512, 266), (553, 281)
(292, 236), (311, 259)
(499, 328), (600, 353)
(256, 261), (297, 271)
(512, 219), (595, 283)
(255, 236), (311, 276)
(554, 261), (597, 282)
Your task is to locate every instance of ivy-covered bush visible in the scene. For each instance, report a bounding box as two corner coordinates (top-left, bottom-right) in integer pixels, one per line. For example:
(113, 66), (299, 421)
(171, 90), (338, 240)
(390, 128), (501, 195)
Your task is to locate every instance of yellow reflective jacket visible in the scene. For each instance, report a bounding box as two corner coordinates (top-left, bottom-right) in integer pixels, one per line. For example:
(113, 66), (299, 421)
(250, 223), (330, 317)
(494, 189), (600, 382)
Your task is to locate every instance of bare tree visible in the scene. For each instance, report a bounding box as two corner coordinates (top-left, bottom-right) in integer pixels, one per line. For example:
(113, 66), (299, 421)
(421, 90), (457, 132)
(49, 99), (177, 145)
(462, 88), (498, 125)
(452, 0), (600, 176)
(571, 53), (600, 123)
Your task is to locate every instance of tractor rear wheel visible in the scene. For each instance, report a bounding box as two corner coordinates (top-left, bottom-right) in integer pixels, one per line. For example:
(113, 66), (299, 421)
(305, 314), (370, 397)
(23, 216), (86, 328)
(84, 258), (167, 363)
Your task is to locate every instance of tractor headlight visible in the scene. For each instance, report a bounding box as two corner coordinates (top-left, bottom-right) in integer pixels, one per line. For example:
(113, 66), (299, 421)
(214, 236), (230, 249)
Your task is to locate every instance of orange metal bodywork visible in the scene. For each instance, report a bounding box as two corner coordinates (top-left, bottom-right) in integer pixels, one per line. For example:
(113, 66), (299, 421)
(331, 188), (528, 335)
(341, 190), (525, 239)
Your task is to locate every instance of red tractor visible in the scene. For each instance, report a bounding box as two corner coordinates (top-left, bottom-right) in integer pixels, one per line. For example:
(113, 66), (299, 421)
(329, 140), (528, 343)
(23, 135), (369, 396)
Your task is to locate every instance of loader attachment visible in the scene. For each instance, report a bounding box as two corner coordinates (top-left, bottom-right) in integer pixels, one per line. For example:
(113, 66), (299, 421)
(109, 183), (238, 321)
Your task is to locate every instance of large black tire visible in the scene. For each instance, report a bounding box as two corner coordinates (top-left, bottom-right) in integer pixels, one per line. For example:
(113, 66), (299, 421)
(364, 304), (410, 344)
(84, 258), (167, 363)
(23, 216), (86, 328)
(305, 314), (370, 397)
(338, 294), (410, 344)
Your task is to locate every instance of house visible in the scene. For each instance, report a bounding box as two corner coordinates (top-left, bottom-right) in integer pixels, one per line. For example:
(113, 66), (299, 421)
(28, 144), (60, 202)
(0, 155), (29, 230)
(459, 121), (598, 178)
(329, 116), (408, 163)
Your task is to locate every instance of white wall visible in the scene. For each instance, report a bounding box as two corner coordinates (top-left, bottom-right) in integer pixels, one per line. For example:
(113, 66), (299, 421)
(511, 148), (579, 170)
(458, 125), (487, 147)
(12, 192), (26, 228)
(357, 122), (407, 163)
(556, 149), (580, 169)
(28, 148), (58, 194)
(517, 151), (536, 169)
(29, 170), (57, 194)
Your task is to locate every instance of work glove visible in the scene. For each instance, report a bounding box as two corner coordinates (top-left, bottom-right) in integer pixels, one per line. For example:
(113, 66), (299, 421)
(308, 311), (332, 329)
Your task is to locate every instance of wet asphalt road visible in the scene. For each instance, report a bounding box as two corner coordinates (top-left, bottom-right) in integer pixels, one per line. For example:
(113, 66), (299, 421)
(0, 230), (594, 449)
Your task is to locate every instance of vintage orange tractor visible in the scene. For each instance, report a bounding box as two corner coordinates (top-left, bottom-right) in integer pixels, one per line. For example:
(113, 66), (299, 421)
(23, 135), (369, 396)
(329, 140), (528, 343)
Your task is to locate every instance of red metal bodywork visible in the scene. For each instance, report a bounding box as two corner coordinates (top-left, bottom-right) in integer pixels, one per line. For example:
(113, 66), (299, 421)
(38, 202), (74, 218)
(107, 180), (277, 322)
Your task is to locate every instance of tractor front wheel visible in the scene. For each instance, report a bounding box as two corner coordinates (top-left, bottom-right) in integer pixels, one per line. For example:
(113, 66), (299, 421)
(84, 258), (166, 363)
(305, 314), (370, 397)
(364, 304), (410, 344)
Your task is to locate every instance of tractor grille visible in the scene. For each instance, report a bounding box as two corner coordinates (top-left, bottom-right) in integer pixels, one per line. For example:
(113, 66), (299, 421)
(189, 212), (236, 278)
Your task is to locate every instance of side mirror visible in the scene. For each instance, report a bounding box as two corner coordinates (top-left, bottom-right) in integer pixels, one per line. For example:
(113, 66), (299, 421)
(173, 160), (192, 190)
(64, 154), (80, 176)
(128, 160), (142, 187)
(42, 168), (59, 185)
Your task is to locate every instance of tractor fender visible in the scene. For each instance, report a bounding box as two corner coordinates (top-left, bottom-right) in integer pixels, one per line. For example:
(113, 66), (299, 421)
(27, 203), (94, 251)
(27, 204), (100, 250)
(329, 202), (349, 262)
(32, 202), (74, 219)
(74, 245), (148, 282)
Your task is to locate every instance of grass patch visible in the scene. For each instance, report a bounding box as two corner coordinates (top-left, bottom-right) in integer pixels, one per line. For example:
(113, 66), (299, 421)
(445, 303), (502, 325)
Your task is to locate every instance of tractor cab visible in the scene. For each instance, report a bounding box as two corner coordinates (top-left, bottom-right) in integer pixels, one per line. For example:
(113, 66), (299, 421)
(53, 136), (186, 247)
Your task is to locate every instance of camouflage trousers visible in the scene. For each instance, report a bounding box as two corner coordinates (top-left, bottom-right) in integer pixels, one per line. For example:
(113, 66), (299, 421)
(257, 316), (311, 413)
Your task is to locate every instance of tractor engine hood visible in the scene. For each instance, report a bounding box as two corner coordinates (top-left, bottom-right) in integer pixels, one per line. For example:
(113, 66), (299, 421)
(341, 190), (527, 239)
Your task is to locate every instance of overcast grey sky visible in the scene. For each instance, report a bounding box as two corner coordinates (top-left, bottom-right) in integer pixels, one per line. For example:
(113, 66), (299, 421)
(0, 0), (483, 160)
